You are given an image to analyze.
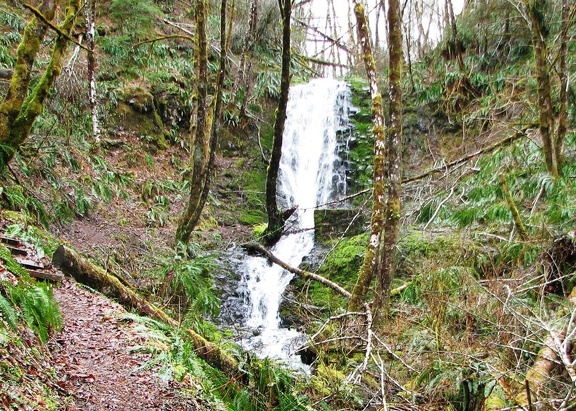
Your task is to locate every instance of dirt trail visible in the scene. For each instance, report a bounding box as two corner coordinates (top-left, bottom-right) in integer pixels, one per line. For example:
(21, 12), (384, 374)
(50, 278), (200, 410)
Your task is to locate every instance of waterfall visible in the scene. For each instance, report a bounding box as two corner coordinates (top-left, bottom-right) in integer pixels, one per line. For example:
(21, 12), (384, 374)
(238, 78), (351, 368)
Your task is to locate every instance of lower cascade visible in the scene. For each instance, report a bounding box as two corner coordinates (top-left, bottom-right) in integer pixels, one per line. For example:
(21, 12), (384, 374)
(237, 78), (352, 369)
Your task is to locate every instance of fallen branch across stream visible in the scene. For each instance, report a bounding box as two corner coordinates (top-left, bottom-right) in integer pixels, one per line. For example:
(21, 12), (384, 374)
(242, 242), (351, 298)
(52, 245), (240, 376)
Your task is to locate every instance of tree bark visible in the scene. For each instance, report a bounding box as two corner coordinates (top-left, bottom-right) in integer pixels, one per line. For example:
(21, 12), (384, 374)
(555, 0), (574, 167)
(52, 245), (240, 374)
(176, 0), (225, 245)
(348, 2), (387, 313)
(525, 0), (558, 177)
(372, 0), (403, 322)
(498, 173), (528, 241)
(85, 0), (100, 146)
(263, 0), (292, 246)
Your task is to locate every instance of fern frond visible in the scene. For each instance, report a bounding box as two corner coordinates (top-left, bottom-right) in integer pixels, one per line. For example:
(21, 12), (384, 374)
(0, 293), (18, 331)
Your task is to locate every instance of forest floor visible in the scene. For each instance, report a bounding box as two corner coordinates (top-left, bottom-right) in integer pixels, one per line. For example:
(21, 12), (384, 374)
(49, 277), (203, 410)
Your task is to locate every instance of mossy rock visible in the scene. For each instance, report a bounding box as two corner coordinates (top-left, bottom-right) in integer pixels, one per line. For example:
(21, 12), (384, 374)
(108, 85), (168, 149)
(317, 233), (368, 285)
(151, 83), (191, 131)
(396, 230), (482, 278)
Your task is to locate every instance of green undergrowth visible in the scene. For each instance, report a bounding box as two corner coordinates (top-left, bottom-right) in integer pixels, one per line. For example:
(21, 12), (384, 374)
(0, 224), (62, 409)
(345, 77), (375, 195)
(121, 312), (315, 411)
(419, 134), (576, 239)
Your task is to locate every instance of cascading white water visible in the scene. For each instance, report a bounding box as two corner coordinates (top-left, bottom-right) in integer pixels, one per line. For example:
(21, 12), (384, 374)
(239, 78), (350, 368)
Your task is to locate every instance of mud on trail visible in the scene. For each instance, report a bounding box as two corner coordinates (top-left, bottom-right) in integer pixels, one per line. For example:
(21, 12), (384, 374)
(50, 278), (201, 410)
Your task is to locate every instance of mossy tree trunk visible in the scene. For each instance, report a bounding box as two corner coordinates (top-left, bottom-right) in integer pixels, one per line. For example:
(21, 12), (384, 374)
(176, 0), (226, 246)
(526, 0), (557, 177)
(372, 0), (403, 322)
(348, 2), (386, 312)
(263, 0), (292, 246)
(0, 0), (81, 171)
(237, 0), (258, 119)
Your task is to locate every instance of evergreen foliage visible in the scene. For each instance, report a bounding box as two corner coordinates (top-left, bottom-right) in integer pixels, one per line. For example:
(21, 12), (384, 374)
(0, 244), (61, 343)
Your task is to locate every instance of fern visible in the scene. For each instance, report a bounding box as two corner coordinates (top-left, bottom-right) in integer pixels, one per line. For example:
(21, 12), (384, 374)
(0, 244), (29, 278)
(0, 294), (18, 331)
(8, 284), (62, 343)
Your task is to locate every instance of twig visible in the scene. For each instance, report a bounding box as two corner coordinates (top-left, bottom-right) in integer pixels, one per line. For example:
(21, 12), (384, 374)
(423, 186), (454, 230)
(345, 303), (373, 384)
(402, 130), (527, 184)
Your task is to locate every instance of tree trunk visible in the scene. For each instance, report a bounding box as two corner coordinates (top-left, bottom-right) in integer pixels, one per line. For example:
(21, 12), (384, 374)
(85, 0), (100, 147)
(498, 173), (528, 240)
(555, 0), (573, 167)
(52, 245), (240, 374)
(176, 0), (226, 245)
(238, 0), (257, 119)
(348, 2), (387, 312)
(372, 0), (403, 322)
(526, 0), (558, 177)
(263, 0), (291, 246)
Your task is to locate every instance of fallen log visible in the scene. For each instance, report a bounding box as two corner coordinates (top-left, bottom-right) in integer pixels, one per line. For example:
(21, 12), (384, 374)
(52, 244), (239, 374)
(242, 242), (352, 298)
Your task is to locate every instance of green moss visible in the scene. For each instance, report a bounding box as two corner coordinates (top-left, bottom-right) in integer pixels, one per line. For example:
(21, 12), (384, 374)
(317, 233), (368, 284)
(304, 233), (369, 309)
(346, 78), (376, 194)
(108, 86), (168, 148)
(238, 210), (266, 225)
(396, 230), (483, 279)
(237, 169), (267, 225)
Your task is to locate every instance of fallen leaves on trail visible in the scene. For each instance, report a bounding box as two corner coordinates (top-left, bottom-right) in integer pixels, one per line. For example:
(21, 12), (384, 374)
(50, 278), (201, 410)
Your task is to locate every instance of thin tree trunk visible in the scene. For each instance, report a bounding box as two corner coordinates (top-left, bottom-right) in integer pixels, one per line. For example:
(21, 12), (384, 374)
(348, 2), (387, 312)
(498, 173), (528, 241)
(176, 0), (224, 245)
(263, 0), (291, 245)
(555, 0), (574, 166)
(373, 0), (403, 322)
(85, 0), (100, 146)
(238, 0), (257, 119)
(526, 0), (558, 177)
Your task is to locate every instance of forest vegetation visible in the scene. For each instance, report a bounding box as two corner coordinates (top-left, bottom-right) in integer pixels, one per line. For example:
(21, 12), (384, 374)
(0, 0), (575, 410)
